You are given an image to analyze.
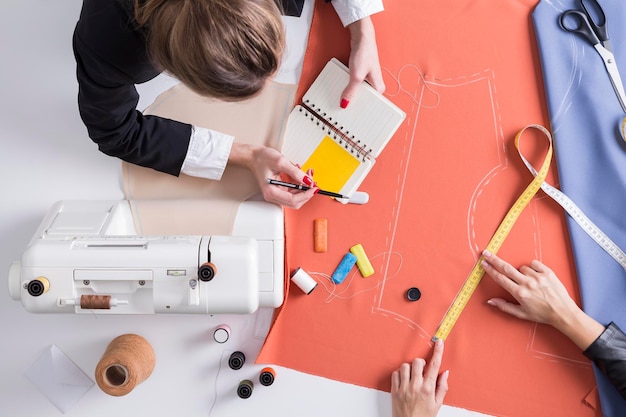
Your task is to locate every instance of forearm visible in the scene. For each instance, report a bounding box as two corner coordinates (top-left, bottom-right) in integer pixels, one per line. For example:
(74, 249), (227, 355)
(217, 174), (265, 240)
(553, 307), (606, 351)
(347, 16), (375, 48)
(228, 142), (257, 170)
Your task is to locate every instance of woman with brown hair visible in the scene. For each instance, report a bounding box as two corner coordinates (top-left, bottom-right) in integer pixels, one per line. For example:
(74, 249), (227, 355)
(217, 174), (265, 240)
(72, 0), (384, 208)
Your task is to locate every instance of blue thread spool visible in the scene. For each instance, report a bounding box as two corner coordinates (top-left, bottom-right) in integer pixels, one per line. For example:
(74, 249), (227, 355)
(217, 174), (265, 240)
(331, 252), (357, 284)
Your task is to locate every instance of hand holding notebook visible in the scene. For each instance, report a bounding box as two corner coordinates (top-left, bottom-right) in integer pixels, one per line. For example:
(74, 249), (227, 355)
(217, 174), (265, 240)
(281, 58), (406, 201)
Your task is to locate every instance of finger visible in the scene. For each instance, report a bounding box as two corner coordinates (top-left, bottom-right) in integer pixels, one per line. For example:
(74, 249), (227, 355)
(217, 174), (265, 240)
(391, 370), (400, 393)
(481, 258), (520, 296)
(529, 259), (549, 274)
(398, 362), (411, 391)
(340, 79), (361, 108)
(263, 184), (314, 209)
(279, 162), (312, 186)
(410, 359), (426, 391)
(481, 251), (527, 283)
(288, 188), (316, 209)
(519, 264), (539, 277)
(482, 251), (531, 290)
(424, 339), (444, 386)
(365, 68), (386, 94)
(435, 370), (450, 405)
(487, 297), (531, 321)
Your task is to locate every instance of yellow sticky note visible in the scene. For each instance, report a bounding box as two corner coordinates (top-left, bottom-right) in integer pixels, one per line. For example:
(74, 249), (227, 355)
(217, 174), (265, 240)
(302, 135), (359, 193)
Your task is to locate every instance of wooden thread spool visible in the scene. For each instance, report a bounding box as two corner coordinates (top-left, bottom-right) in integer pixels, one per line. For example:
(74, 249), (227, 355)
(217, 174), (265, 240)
(95, 334), (155, 396)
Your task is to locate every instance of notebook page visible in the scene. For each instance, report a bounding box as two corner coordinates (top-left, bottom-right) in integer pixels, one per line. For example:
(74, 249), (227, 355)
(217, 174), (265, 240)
(302, 58), (405, 157)
(281, 106), (374, 196)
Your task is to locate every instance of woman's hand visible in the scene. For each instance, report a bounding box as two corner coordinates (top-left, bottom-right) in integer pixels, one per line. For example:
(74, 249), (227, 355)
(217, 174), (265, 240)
(391, 340), (449, 417)
(341, 16), (385, 107)
(230, 143), (315, 209)
(482, 250), (605, 350)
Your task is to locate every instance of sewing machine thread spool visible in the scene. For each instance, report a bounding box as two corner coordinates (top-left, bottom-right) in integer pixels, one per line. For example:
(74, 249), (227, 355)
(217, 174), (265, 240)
(213, 324), (230, 344)
(26, 276), (49, 297)
(198, 262), (216, 282)
(259, 367), (276, 386)
(228, 351), (246, 370)
(237, 379), (254, 399)
(80, 294), (112, 309)
(95, 334), (155, 396)
(291, 268), (317, 294)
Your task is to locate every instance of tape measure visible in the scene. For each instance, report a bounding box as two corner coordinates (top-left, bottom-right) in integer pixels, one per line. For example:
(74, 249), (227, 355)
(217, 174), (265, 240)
(433, 124), (626, 342)
(519, 140), (626, 270)
(432, 125), (553, 342)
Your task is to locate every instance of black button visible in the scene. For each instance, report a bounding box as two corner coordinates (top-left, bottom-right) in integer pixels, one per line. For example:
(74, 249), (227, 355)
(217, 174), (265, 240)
(406, 287), (421, 301)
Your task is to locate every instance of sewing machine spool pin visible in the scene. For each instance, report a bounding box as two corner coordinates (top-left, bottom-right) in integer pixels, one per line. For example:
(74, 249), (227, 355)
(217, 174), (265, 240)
(198, 262), (216, 282)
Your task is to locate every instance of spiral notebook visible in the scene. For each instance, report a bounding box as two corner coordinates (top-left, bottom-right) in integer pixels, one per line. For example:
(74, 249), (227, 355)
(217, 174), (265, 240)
(281, 58), (405, 198)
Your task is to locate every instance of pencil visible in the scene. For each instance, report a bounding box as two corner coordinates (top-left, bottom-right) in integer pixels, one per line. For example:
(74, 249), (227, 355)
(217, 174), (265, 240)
(266, 179), (348, 199)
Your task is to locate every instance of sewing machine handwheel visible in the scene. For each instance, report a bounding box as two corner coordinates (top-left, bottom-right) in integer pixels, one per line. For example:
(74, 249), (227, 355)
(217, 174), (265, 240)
(198, 262), (216, 282)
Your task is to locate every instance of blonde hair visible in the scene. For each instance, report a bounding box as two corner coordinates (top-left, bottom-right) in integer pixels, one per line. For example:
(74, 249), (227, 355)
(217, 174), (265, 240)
(134, 0), (285, 100)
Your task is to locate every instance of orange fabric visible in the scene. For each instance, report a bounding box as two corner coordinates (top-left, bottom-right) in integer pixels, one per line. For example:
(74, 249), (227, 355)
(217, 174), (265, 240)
(258, 1), (598, 416)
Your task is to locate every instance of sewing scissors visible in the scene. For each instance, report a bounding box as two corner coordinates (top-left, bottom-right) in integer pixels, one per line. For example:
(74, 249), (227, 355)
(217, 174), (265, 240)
(560, 0), (626, 113)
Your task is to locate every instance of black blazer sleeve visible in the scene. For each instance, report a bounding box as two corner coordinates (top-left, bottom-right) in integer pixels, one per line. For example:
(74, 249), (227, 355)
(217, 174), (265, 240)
(583, 322), (626, 399)
(73, 0), (191, 176)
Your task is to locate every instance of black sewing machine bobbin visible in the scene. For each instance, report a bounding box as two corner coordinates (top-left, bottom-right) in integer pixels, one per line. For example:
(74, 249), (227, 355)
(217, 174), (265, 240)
(228, 351), (246, 370)
(237, 379), (254, 399)
(259, 367), (276, 386)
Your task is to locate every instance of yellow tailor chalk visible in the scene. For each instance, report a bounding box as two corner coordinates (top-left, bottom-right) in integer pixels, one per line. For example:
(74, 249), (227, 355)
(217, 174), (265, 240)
(349, 244), (374, 277)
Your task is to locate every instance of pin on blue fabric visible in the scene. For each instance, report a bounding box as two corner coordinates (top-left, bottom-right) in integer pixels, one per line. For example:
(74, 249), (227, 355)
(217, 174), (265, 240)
(533, 1), (626, 414)
(331, 252), (357, 284)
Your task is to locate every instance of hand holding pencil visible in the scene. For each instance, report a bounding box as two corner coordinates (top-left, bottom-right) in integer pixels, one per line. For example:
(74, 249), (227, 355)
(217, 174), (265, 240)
(232, 145), (316, 209)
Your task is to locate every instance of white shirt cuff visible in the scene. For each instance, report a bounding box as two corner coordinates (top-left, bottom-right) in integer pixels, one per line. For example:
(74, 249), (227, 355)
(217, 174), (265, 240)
(331, 0), (384, 27)
(180, 126), (233, 180)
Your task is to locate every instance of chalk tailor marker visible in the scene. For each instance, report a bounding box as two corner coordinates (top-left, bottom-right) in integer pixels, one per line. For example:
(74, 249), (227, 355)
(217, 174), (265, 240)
(266, 179), (348, 199)
(331, 252), (358, 284)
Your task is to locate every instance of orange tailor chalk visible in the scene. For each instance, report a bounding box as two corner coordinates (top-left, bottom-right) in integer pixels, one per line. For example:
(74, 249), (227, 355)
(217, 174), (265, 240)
(350, 244), (374, 277)
(314, 218), (328, 252)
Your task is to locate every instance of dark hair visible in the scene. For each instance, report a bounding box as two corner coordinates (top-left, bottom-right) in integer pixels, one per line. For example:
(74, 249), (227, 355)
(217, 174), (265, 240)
(134, 0), (285, 100)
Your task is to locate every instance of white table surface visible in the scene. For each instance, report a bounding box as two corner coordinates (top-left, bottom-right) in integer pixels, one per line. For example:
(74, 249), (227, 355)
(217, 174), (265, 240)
(0, 1), (489, 416)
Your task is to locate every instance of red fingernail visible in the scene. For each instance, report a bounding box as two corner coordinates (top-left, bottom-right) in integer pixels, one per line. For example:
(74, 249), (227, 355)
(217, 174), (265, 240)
(314, 188), (320, 194)
(302, 176), (313, 186)
(340, 98), (349, 109)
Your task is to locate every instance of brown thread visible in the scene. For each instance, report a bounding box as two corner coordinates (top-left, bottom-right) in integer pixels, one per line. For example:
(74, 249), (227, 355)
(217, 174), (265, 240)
(95, 334), (155, 396)
(80, 295), (111, 309)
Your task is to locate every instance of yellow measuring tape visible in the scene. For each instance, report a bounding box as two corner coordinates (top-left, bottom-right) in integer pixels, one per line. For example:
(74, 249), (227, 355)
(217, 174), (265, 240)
(432, 124), (553, 342)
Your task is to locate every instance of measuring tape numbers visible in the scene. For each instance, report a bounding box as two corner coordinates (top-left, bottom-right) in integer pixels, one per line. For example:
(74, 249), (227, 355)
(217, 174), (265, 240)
(433, 124), (626, 342)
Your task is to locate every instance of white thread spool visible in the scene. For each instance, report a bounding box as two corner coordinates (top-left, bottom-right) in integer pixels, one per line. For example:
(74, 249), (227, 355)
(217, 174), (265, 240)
(213, 324), (230, 343)
(291, 268), (317, 294)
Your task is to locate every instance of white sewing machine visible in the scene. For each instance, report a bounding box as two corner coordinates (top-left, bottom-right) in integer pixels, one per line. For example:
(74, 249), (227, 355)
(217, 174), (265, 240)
(8, 200), (284, 314)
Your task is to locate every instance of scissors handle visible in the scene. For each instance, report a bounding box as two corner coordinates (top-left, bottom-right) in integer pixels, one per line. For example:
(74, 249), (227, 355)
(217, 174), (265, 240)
(560, 10), (601, 46)
(580, 0), (609, 43)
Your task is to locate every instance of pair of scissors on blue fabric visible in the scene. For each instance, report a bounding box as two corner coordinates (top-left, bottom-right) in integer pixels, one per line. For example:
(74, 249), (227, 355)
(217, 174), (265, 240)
(560, 0), (626, 113)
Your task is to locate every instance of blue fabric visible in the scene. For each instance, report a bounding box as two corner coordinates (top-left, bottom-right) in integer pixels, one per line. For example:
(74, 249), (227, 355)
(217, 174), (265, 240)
(533, 1), (626, 414)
